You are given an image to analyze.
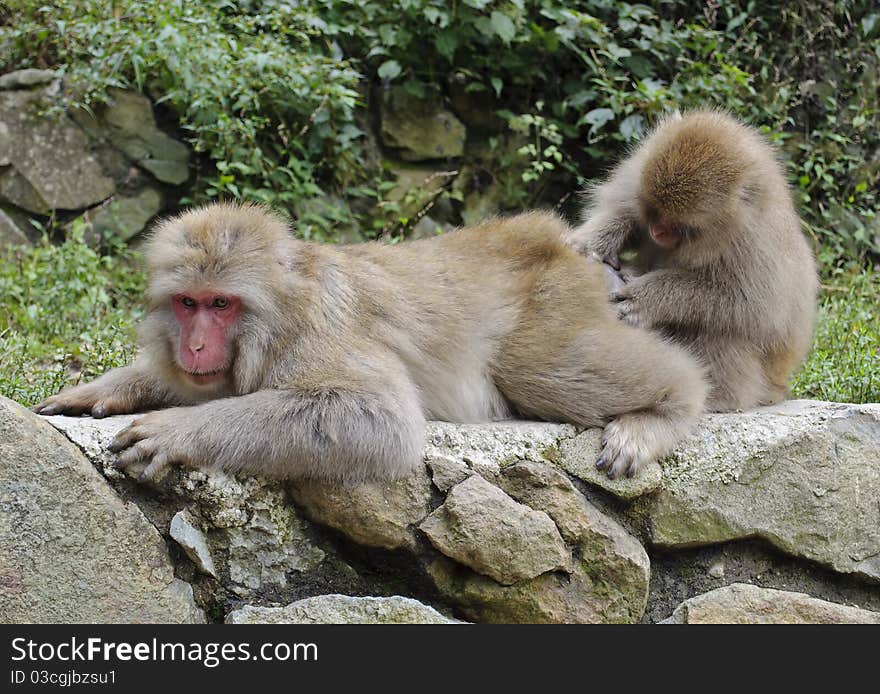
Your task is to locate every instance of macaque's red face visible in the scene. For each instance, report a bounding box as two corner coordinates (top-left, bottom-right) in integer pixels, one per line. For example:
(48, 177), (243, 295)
(648, 217), (683, 250)
(171, 291), (241, 384)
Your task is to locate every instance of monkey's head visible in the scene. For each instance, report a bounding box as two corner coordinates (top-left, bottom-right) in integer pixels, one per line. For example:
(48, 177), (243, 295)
(143, 202), (301, 395)
(638, 111), (751, 254)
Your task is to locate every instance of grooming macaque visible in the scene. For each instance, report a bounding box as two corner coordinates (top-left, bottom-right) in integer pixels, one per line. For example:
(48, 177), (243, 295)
(35, 203), (707, 481)
(568, 110), (817, 411)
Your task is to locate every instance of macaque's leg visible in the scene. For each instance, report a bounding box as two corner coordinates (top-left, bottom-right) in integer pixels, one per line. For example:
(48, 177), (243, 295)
(691, 337), (768, 412)
(497, 314), (707, 478)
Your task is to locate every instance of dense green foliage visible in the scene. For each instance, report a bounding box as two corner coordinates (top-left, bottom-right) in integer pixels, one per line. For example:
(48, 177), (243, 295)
(4, 0), (878, 259)
(1, 0), (878, 404)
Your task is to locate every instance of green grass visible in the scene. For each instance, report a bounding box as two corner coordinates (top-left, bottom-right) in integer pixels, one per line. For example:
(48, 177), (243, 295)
(0, 220), (145, 406)
(792, 267), (880, 404)
(1, 226), (877, 407)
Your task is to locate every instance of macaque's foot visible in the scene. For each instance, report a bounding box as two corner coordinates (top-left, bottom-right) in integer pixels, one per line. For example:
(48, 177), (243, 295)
(595, 418), (652, 479)
(33, 386), (129, 419)
(108, 411), (190, 482)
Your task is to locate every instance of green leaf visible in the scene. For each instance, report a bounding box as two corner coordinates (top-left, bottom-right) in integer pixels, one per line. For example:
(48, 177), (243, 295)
(619, 114), (644, 140)
(490, 11), (516, 44)
(435, 32), (458, 61)
(490, 77), (503, 98)
(582, 107), (615, 133)
(377, 60), (402, 81)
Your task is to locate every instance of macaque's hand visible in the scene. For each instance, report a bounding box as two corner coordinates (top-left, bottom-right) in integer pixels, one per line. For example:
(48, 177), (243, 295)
(586, 249), (621, 271)
(610, 275), (653, 329)
(109, 409), (200, 482)
(33, 381), (131, 419)
(601, 262), (627, 295)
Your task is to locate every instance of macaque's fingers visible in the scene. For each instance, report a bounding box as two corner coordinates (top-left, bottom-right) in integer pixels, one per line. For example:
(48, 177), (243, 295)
(138, 453), (172, 483)
(587, 250), (621, 270)
(90, 400), (123, 419)
(603, 263), (627, 295)
(606, 451), (635, 480)
(108, 424), (146, 453)
(33, 396), (92, 416)
(614, 299), (633, 318)
(115, 439), (156, 468)
(33, 384), (132, 418)
(614, 299), (649, 328)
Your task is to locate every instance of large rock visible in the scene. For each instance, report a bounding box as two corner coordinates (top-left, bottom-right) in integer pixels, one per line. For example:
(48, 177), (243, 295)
(0, 205), (32, 248)
(76, 89), (190, 185)
(85, 187), (163, 243)
(428, 461), (650, 624)
(0, 88), (115, 213)
(633, 401), (880, 580)
(379, 88), (466, 162)
(290, 467), (434, 552)
(0, 397), (203, 623)
(0, 69), (57, 90)
(498, 461), (650, 618)
(666, 583), (880, 624)
(420, 474), (571, 585)
(46, 413), (329, 600)
(226, 595), (459, 624)
(37, 402), (879, 624)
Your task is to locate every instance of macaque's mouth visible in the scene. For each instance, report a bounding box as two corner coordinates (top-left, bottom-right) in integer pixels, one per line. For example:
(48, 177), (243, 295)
(183, 369), (228, 385)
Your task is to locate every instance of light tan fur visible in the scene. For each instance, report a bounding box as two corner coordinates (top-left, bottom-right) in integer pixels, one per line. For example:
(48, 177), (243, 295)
(36, 202), (707, 481)
(567, 110), (818, 411)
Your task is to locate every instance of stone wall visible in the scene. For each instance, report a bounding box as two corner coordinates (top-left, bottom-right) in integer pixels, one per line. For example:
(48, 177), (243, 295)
(2, 395), (878, 624)
(0, 70), (189, 248)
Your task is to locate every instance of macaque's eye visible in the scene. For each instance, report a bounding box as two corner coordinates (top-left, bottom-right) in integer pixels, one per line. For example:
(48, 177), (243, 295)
(180, 296), (196, 308)
(212, 297), (230, 309)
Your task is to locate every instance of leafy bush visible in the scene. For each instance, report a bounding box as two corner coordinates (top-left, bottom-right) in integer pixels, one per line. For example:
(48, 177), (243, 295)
(4, 1), (877, 263)
(2, 0), (365, 240)
(0, 221), (145, 405)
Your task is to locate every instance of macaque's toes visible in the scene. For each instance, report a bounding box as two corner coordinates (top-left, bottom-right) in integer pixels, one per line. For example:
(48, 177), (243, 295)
(595, 454), (608, 470)
(91, 403), (107, 418)
(606, 454), (632, 480)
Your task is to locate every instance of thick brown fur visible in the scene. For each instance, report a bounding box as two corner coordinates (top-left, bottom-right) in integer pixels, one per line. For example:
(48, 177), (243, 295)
(35, 202), (707, 481)
(567, 110), (818, 411)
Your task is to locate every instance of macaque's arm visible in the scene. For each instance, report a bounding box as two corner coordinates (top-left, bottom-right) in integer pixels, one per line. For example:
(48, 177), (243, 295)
(33, 359), (178, 418)
(613, 268), (763, 338)
(108, 359), (425, 484)
(578, 213), (640, 270)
